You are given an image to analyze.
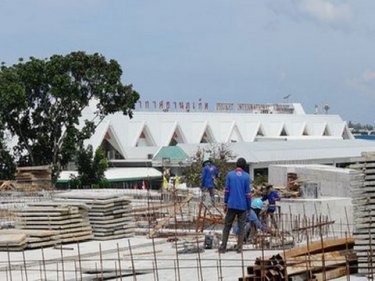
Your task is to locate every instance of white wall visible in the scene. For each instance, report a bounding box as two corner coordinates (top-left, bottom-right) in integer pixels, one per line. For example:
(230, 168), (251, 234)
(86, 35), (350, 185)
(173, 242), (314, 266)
(268, 164), (361, 198)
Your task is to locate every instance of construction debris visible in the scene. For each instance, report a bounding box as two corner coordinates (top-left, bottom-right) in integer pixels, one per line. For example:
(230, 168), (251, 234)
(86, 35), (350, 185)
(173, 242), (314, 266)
(239, 237), (356, 281)
(0, 181), (17, 191)
(171, 236), (205, 254)
(15, 165), (52, 191)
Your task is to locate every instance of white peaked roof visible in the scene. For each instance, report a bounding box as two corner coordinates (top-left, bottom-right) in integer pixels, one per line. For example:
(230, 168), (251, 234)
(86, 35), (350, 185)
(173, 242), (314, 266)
(243, 122), (259, 141)
(84, 121), (126, 158)
(80, 106), (353, 154)
(178, 139), (375, 164)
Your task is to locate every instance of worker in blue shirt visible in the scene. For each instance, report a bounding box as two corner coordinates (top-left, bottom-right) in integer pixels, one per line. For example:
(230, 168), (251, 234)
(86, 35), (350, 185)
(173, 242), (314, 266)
(232, 198), (269, 242)
(201, 159), (218, 203)
(219, 157), (251, 254)
(261, 184), (280, 229)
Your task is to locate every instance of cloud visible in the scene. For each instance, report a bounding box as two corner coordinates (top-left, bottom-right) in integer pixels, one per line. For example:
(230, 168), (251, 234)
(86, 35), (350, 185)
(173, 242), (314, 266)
(348, 70), (375, 98)
(267, 0), (353, 29)
(299, 0), (352, 24)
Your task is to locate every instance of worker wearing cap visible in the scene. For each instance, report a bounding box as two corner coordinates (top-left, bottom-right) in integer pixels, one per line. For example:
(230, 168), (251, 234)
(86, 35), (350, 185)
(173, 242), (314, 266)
(219, 157), (251, 254)
(201, 159), (218, 203)
(261, 184), (280, 229)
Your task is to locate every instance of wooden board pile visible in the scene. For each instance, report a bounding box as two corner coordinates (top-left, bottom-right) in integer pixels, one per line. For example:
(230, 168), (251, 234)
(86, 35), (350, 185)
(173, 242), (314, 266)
(350, 152), (375, 275)
(0, 181), (17, 191)
(16, 165), (52, 191)
(15, 202), (93, 244)
(0, 229), (59, 250)
(55, 191), (135, 240)
(239, 238), (357, 281)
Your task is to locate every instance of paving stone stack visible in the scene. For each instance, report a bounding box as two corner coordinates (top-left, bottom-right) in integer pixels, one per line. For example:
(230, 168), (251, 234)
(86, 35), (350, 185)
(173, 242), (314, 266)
(0, 229), (59, 250)
(55, 191), (135, 240)
(350, 152), (375, 276)
(15, 202), (93, 244)
(0, 232), (27, 251)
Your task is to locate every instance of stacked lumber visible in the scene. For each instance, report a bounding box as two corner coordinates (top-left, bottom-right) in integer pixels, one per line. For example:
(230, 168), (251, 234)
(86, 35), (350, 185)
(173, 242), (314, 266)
(16, 202), (93, 244)
(0, 181), (17, 191)
(350, 152), (375, 275)
(55, 191), (135, 240)
(0, 229), (59, 250)
(239, 238), (356, 281)
(16, 166), (52, 191)
(252, 183), (300, 199)
(287, 173), (300, 190)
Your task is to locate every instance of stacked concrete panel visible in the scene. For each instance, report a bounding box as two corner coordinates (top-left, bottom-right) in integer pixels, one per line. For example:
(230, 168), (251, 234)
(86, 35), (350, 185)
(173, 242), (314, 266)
(55, 191), (135, 240)
(350, 152), (375, 275)
(0, 229), (59, 250)
(16, 202), (93, 244)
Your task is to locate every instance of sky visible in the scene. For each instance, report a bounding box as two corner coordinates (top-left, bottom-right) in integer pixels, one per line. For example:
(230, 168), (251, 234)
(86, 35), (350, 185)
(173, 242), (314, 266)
(0, 0), (374, 124)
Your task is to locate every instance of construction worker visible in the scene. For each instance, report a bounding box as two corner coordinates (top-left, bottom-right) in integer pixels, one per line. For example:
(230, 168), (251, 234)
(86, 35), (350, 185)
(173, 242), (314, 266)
(232, 198), (268, 243)
(261, 184), (280, 229)
(201, 159), (218, 203)
(162, 168), (170, 190)
(219, 157), (251, 254)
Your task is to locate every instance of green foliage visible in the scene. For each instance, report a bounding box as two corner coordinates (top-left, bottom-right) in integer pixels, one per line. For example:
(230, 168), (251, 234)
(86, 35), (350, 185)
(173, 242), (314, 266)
(0, 52), (139, 181)
(185, 144), (236, 190)
(348, 121), (374, 131)
(72, 145), (109, 188)
(252, 174), (268, 186)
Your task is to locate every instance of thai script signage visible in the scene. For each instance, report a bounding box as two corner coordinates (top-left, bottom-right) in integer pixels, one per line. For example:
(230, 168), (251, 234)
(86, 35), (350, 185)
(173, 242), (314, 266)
(137, 100), (209, 112)
(136, 100), (295, 114)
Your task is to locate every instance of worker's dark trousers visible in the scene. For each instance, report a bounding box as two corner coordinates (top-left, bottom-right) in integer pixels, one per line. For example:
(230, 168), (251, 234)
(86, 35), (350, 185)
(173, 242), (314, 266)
(220, 208), (246, 251)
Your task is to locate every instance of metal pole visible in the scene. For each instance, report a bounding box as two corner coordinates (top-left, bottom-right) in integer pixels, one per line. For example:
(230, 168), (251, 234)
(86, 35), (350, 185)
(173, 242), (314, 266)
(41, 247), (47, 281)
(60, 244), (66, 281)
(99, 243), (104, 280)
(7, 244), (13, 281)
(128, 239), (137, 281)
(77, 242), (83, 281)
(319, 216), (327, 281)
(196, 237), (204, 281)
(117, 243), (123, 281)
(22, 249), (28, 281)
(152, 238), (159, 281)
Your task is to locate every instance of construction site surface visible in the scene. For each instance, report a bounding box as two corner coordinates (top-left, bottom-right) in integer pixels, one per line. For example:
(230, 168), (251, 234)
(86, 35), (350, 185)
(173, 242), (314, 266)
(0, 160), (374, 281)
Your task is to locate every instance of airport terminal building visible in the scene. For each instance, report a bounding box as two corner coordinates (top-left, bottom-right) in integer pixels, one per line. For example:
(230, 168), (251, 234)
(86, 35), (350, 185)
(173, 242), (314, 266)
(59, 102), (375, 186)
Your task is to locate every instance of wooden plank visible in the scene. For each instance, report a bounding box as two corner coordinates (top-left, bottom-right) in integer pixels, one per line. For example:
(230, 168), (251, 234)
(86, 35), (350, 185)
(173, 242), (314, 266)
(282, 238), (354, 259)
(312, 266), (347, 281)
(287, 251), (352, 276)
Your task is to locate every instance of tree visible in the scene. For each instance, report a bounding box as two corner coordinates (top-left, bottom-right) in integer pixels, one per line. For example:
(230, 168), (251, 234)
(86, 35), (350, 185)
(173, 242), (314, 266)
(185, 144), (236, 189)
(71, 145), (109, 188)
(0, 130), (16, 180)
(0, 52), (139, 181)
